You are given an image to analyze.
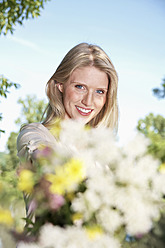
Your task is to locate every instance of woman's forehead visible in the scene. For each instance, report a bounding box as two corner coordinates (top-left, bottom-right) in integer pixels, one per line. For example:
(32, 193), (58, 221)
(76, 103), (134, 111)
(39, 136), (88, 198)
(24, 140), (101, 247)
(68, 66), (109, 88)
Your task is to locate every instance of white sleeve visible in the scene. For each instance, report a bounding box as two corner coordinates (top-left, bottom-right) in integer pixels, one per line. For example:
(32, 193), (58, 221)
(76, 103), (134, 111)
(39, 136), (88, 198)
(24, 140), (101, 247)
(17, 123), (57, 160)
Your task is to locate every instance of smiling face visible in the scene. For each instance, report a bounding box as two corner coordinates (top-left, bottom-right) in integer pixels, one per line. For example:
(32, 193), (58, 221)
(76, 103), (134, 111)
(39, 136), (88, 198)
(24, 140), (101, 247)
(57, 66), (109, 125)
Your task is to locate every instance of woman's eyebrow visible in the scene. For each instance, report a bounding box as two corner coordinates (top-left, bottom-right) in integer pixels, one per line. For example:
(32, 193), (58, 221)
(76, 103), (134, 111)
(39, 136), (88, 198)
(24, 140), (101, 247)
(71, 81), (84, 84)
(71, 81), (108, 91)
(96, 87), (108, 91)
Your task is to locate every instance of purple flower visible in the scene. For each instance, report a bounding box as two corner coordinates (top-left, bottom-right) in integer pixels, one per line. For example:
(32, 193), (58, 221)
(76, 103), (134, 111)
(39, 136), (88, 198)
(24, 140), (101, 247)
(31, 146), (53, 160)
(48, 194), (65, 211)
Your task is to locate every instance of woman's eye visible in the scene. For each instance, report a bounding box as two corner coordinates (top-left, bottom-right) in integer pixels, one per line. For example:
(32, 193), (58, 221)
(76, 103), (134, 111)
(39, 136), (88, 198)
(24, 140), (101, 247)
(96, 89), (104, 94)
(75, 85), (84, 89)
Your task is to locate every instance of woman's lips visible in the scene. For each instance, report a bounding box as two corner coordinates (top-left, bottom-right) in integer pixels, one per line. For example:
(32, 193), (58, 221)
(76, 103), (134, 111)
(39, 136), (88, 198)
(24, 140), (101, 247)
(75, 106), (93, 116)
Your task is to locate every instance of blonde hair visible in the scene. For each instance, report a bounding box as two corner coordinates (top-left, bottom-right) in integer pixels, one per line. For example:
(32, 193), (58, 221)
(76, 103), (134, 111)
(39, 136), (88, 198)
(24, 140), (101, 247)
(42, 43), (118, 130)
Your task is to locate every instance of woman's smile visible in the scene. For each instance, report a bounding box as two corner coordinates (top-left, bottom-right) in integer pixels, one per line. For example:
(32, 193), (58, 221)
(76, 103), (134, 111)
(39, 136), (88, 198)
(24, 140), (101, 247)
(57, 66), (109, 124)
(75, 106), (94, 116)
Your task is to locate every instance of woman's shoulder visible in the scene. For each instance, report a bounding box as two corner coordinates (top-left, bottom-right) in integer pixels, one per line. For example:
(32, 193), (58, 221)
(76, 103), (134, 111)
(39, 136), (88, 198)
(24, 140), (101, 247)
(20, 122), (49, 133)
(17, 122), (56, 159)
(18, 122), (55, 141)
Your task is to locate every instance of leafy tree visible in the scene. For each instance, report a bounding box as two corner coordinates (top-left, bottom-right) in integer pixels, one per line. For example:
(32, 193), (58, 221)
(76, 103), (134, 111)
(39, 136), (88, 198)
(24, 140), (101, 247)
(153, 78), (165, 99)
(0, 151), (8, 170)
(0, 75), (19, 98)
(15, 94), (47, 125)
(0, 75), (20, 133)
(6, 132), (19, 170)
(0, 0), (50, 35)
(137, 113), (165, 163)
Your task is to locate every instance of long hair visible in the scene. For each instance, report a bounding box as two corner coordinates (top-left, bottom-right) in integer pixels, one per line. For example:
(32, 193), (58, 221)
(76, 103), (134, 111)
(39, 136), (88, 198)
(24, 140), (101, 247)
(42, 43), (118, 130)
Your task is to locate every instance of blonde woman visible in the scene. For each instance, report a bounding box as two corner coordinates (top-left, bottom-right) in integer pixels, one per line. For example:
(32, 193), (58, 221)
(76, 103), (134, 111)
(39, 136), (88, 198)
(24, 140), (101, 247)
(17, 42), (118, 160)
(17, 42), (119, 223)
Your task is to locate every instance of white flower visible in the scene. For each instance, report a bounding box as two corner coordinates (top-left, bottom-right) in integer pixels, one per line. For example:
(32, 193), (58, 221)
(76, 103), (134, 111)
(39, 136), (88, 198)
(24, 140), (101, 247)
(72, 190), (102, 221)
(60, 120), (89, 150)
(86, 170), (117, 207)
(84, 190), (102, 211)
(152, 173), (165, 196)
(123, 133), (150, 159)
(89, 234), (120, 248)
(38, 224), (121, 248)
(87, 127), (121, 166)
(17, 242), (40, 248)
(113, 186), (160, 235)
(96, 207), (123, 234)
(39, 223), (66, 248)
(62, 227), (89, 248)
(126, 213), (153, 235)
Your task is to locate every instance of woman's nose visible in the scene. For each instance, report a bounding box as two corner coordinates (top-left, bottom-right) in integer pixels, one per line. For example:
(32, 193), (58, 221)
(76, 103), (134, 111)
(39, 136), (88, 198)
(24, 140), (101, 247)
(82, 92), (93, 106)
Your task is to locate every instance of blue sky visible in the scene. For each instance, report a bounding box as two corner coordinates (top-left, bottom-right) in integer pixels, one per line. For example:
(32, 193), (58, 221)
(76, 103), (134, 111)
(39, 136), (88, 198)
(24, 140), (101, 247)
(0, 0), (165, 151)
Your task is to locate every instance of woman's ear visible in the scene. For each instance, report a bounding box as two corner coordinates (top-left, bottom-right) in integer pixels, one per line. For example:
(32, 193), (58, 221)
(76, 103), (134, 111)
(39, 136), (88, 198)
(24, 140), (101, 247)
(56, 83), (63, 93)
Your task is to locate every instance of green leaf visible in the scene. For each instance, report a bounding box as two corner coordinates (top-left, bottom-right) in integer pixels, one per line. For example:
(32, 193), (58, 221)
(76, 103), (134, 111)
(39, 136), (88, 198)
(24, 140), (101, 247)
(0, 0), (51, 35)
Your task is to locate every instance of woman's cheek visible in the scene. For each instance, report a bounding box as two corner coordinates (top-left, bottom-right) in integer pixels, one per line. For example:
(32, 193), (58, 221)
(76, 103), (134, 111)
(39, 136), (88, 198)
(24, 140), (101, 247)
(69, 89), (82, 102)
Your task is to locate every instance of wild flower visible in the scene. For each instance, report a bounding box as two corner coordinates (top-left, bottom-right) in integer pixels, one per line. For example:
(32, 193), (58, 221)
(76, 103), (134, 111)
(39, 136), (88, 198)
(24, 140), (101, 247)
(18, 169), (35, 194)
(0, 208), (14, 226)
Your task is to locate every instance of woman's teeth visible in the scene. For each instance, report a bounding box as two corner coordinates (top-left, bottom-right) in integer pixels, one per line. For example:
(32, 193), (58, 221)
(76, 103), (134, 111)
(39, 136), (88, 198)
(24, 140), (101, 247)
(76, 106), (92, 113)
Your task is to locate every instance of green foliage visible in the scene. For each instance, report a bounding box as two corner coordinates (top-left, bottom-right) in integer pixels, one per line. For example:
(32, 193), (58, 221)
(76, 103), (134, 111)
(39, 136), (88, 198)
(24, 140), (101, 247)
(15, 94), (47, 125)
(0, 0), (50, 35)
(137, 113), (165, 163)
(0, 156), (24, 231)
(0, 167), (25, 239)
(0, 170), (22, 205)
(0, 75), (20, 98)
(153, 78), (165, 99)
(0, 151), (9, 170)
(0, 75), (20, 133)
(0, 152), (21, 206)
(6, 131), (19, 170)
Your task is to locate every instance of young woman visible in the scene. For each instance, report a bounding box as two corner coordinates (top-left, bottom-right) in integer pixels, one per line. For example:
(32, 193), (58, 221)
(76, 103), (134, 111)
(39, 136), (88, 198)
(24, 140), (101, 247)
(16, 42), (119, 224)
(17, 42), (118, 160)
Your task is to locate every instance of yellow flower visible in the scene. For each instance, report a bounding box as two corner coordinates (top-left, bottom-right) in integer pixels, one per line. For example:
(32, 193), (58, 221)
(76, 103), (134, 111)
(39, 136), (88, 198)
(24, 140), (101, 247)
(84, 124), (91, 131)
(72, 212), (83, 222)
(49, 175), (67, 195)
(85, 225), (103, 240)
(0, 208), (14, 226)
(18, 169), (34, 193)
(64, 158), (85, 185)
(49, 118), (61, 139)
(46, 167), (69, 195)
(46, 158), (85, 195)
(159, 163), (165, 174)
